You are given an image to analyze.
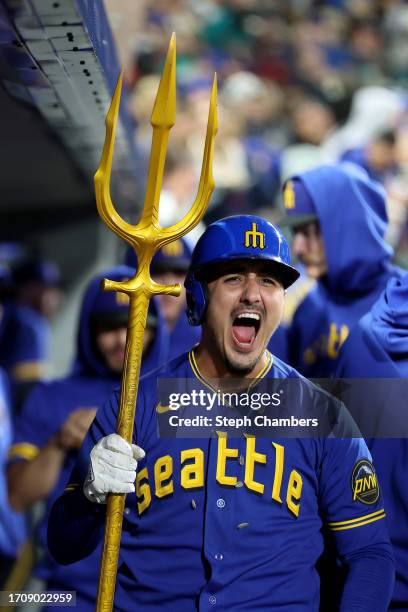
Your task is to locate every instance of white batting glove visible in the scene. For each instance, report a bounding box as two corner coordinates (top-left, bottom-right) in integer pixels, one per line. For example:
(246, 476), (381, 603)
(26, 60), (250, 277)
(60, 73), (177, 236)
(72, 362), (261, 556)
(83, 433), (145, 504)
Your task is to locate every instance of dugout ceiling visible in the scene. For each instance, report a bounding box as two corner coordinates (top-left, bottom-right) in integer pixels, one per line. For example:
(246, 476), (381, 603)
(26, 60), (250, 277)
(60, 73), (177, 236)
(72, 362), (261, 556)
(0, 0), (141, 235)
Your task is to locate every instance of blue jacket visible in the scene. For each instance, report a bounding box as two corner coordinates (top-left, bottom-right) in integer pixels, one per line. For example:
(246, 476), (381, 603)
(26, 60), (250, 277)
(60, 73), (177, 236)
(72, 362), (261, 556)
(9, 266), (169, 608)
(336, 273), (408, 609)
(287, 163), (402, 377)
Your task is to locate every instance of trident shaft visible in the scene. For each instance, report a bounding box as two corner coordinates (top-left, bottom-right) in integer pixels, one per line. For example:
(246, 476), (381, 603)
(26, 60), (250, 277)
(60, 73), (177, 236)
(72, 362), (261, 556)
(94, 33), (217, 611)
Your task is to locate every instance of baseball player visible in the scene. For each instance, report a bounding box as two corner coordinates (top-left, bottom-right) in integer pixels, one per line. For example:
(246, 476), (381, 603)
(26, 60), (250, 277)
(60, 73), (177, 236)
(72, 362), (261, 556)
(49, 216), (394, 611)
(7, 266), (168, 610)
(282, 162), (403, 378)
(125, 236), (201, 360)
(336, 272), (408, 610)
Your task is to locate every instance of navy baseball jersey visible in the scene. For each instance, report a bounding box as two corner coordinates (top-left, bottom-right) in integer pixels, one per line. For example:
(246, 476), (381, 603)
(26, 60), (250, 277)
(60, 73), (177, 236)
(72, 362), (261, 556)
(49, 350), (392, 611)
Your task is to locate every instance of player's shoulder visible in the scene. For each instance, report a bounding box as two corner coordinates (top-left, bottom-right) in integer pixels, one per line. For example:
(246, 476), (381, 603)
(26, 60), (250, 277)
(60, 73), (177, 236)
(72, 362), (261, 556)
(269, 353), (305, 380)
(270, 353), (351, 435)
(269, 353), (331, 399)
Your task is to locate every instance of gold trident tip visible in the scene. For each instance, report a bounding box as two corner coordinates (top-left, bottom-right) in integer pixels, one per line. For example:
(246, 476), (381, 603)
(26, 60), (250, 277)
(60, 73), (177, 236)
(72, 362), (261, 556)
(94, 33), (218, 301)
(151, 32), (176, 129)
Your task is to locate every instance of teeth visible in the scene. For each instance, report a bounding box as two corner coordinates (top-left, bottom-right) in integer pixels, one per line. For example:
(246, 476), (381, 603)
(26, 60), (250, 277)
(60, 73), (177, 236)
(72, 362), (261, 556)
(237, 313), (260, 321)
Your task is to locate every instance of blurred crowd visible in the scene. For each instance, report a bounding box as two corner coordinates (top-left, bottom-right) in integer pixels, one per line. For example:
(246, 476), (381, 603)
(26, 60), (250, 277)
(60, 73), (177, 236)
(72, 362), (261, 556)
(126, 0), (408, 264)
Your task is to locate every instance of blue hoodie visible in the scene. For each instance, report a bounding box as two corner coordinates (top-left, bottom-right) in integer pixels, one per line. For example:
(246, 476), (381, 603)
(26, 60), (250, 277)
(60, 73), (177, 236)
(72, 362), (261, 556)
(73, 266), (169, 378)
(8, 266), (169, 609)
(336, 273), (408, 609)
(286, 163), (402, 377)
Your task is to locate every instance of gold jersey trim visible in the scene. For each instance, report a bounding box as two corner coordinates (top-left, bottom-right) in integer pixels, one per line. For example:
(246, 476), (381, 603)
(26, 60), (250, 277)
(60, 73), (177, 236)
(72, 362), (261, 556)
(328, 509), (386, 531)
(188, 349), (273, 397)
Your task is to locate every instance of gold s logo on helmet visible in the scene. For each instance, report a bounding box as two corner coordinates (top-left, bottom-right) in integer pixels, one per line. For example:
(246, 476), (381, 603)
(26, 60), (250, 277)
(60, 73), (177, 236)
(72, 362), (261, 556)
(244, 222), (265, 250)
(283, 181), (295, 209)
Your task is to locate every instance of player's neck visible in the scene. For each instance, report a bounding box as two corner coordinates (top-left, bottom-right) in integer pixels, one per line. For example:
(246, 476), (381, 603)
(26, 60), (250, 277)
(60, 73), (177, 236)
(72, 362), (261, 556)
(193, 344), (269, 382)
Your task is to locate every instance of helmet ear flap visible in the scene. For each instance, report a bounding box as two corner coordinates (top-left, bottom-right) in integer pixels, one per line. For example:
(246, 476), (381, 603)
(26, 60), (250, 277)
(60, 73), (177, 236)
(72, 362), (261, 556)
(185, 274), (208, 326)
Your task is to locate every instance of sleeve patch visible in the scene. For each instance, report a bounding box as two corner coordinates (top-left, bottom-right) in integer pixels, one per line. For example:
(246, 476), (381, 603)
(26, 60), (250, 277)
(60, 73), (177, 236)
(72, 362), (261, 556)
(328, 509), (386, 531)
(351, 459), (380, 505)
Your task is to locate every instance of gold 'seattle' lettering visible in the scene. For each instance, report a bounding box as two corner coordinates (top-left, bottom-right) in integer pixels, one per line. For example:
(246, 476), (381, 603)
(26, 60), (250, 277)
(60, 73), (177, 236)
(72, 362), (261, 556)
(244, 435), (266, 494)
(286, 470), (303, 518)
(154, 455), (174, 498)
(136, 467), (151, 515)
(181, 448), (204, 488)
(135, 437), (304, 519)
(216, 432), (238, 486)
(272, 442), (284, 503)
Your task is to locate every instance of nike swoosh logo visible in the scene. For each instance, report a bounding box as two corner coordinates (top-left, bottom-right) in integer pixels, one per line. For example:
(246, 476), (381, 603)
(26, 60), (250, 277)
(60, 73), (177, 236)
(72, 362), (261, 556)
(156, 403), (179, 414)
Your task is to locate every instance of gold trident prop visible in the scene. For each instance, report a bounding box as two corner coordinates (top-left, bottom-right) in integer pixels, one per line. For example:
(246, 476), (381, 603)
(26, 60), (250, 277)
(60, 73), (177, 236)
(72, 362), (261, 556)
(93, 34), (217, 611)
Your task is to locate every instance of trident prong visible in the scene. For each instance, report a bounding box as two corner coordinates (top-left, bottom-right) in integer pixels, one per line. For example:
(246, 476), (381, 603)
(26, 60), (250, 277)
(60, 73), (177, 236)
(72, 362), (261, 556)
(94, 34), (217, 612)
(94, 71), (136, 245)
(159, 74), (218, 243)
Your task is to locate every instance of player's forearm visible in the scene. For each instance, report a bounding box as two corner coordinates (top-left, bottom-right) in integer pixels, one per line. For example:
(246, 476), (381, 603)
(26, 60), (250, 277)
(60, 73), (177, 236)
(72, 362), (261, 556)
(48, 488), (105, 565)
(7, 438), (66, 511)
(340, 543), (395, 611)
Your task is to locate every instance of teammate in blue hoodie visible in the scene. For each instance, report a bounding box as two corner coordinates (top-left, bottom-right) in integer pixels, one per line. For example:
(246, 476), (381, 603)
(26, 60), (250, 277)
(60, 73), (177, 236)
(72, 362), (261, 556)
(283, 162), (402, 378)
(7, 266), (168, 610)
(336, 273), (408, 611)
(125, 237), (201, 360)
(48, 217), (394, 611)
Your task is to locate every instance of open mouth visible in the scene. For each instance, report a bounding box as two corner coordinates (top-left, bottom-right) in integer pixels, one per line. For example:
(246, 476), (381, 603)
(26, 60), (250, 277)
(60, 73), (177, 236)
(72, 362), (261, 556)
(231, 312), (261, 349)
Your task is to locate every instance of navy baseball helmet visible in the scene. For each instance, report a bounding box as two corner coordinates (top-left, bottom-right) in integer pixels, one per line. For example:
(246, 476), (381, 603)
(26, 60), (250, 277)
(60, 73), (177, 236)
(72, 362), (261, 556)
(185, 215), (299, 326)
